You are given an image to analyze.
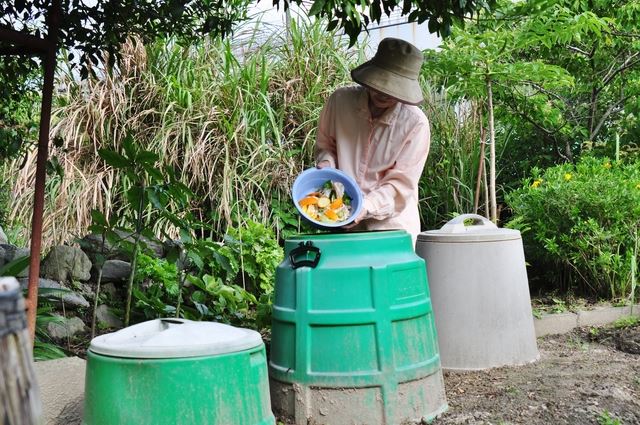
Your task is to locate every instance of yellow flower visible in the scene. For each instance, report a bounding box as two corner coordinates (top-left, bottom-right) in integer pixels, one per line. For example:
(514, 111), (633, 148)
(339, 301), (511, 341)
(532, 179), (543, 188)
(604, 162), (612, 169)
(564, 173), (572, 181)
(636, 183), (640, 190)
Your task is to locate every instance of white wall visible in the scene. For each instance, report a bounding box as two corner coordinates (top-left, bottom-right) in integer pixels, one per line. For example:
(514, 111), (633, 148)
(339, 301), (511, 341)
(240, 3), (442, 55)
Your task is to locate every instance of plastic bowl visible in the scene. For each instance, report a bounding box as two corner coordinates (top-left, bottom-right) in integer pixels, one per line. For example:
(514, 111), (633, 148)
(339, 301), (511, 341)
(291, 167), (363, 229)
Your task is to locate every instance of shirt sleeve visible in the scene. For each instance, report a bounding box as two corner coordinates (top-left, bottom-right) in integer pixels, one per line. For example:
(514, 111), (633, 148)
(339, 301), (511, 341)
(314, 93), (338, 168)
(362, 119), (431, 221)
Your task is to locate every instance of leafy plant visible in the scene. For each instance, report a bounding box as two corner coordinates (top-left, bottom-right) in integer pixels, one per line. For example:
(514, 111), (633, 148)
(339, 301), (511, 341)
(220, 220), (283, 328)
(124, 218), (282, 330)
(33, 303), (67, 361)
(187, 274), (257, 325)
(96, 132), (193, 326)
(222, 220), (283, 294)
(0, 255), (30, 277)
(131, 254), (180, 319)
(506, 156), (640, 299)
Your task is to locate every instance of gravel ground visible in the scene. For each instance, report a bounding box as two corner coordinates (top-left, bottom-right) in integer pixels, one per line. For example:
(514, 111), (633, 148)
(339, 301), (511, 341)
(432, 325), (640, 425)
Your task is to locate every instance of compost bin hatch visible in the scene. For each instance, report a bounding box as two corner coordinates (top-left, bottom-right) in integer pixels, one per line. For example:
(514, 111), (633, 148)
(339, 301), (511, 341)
(89, 318), (263, 359)
(417, 214), (521, 243)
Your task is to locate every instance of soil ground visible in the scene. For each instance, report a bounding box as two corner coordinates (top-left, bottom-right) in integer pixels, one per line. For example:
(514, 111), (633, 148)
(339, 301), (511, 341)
(42, 323), (640, 425)
(431, 325), (640, 425)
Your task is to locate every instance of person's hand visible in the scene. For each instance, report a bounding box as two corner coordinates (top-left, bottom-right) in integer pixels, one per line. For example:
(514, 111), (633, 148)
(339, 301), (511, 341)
(342, 209), (366, 229)
(316, 160), (332, 169)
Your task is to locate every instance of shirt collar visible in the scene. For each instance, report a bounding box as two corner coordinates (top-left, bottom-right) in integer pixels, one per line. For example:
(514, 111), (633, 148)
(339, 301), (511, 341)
(356, 86), (402, 126)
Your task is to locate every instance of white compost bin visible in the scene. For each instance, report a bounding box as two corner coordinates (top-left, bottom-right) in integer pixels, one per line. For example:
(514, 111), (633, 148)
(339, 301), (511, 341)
(416, 214), (539, 370)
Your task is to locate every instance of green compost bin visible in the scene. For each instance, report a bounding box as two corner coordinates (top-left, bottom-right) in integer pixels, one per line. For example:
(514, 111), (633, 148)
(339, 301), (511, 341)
(269, 230), (448, 425)
(83, 318), (275, 425)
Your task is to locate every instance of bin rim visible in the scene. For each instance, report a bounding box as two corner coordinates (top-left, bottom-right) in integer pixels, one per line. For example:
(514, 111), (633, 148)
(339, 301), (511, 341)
(88, 318), (263, 359)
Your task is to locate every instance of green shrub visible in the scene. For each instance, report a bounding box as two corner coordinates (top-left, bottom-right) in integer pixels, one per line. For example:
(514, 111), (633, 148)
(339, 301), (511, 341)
(222, 220), (283, 295)
(133, 254), (180, 318)
(130, 220), (282, 330)
(505, 156), (640, 300)
(0, 178), (10, 229)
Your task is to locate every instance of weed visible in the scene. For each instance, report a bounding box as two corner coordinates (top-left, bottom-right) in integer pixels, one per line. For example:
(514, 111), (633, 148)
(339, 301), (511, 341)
(550, 298), (568, 313)
(567, 335), (589, 351)
(597, 410), (621, 425)
(612, 315), (639, 329)
(505, 386), (520, 396)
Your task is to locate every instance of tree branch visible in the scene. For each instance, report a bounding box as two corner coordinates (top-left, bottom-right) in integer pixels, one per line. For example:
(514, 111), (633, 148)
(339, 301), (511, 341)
(596, 52), (640, 96)
(523, 81), (570, 104)
(590, 94), (631, 140)
(567, 45), (591, 57)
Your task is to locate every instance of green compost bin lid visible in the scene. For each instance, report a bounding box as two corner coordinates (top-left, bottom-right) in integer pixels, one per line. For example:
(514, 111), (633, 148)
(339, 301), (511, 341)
(88, 318), (263, 359)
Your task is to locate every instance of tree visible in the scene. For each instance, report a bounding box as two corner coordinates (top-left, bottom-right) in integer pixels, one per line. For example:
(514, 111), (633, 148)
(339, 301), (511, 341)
(490, 0), (640, 162)
(0, 0), (495, 158)
(0, 55), (39, 160)
(1, 0), (495, 75)
(302, 0), (496, 45)
(424, 1), (575, 222)
(498, 0), (640, 161)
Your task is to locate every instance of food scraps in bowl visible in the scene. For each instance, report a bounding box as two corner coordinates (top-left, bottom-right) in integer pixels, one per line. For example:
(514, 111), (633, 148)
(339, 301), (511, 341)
(298, 180), (352, 224)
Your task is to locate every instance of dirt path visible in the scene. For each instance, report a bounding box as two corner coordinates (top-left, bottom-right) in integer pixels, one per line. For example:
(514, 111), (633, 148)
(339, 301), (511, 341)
(434, 327), (640, 425)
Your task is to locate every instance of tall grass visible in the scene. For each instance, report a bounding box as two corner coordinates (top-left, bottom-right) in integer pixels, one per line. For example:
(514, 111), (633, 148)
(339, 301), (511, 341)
(4, 20), (360, 246)
(2, 19), (500, 247)
(418, 89), (484, 229)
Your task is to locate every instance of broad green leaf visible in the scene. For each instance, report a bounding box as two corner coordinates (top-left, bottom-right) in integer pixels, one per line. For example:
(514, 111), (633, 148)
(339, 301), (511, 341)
(0, 255), (30, 277)
(308, 0), (326, 16)
(98, 149), (130, 168)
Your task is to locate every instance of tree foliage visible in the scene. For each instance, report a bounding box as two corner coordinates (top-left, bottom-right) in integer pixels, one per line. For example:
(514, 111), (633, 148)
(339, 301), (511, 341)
(0, 55), (40, 160)
(425, 0), (640, 188)
(1, 0), (494, 75)
(0, 0), (493, 161)
(300, 0), (496, 45)
(1, 0), (252, 77)
(505, 0), (640, 159)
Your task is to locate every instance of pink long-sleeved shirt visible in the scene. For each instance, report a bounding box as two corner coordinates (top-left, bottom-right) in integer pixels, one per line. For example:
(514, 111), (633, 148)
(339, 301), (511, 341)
(315, 85), (431, 243)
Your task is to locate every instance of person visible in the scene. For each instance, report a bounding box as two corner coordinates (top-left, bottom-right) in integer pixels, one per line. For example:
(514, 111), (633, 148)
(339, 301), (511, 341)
(315, 37), (430, 245)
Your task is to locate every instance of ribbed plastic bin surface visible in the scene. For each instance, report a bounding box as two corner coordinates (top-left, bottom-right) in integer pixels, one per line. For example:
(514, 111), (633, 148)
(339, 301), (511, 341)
(269, 230), (447, 425)
(416, 214), (539, 370)
(82, 319), (274, 425)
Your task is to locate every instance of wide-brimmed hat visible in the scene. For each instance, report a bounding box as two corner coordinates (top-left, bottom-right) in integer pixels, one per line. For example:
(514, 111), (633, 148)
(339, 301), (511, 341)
(351, 37), (424, 105)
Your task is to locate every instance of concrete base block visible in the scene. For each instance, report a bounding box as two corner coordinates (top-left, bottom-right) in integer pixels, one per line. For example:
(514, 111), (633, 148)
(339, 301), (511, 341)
(534, 312), (578, 337)
(270, 372), (448, 425)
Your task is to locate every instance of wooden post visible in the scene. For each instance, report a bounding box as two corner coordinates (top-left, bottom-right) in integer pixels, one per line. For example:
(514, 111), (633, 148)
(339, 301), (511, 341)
(26, 0), (61, 342)
(0, 277), (43, 425)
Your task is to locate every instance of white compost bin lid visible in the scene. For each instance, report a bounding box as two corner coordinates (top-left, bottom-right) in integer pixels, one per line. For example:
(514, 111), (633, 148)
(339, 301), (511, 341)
(418, 214), (521, 243)
(89, 318), (263, 359)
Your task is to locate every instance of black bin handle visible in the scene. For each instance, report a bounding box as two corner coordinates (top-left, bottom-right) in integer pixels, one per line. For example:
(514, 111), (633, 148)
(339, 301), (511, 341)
(289, 241), (321, 269)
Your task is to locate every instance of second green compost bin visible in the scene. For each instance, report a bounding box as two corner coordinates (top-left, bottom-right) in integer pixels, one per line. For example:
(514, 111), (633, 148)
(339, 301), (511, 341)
(269, 230), (447, 425)
(83, 318), (274, 425)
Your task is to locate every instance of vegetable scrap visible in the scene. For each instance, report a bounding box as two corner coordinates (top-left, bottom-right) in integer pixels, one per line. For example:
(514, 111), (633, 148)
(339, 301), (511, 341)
(298, 180), (352, 224)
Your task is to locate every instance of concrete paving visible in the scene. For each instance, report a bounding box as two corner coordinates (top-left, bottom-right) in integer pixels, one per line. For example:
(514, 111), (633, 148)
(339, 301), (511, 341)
(34, 356), (85, 425)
